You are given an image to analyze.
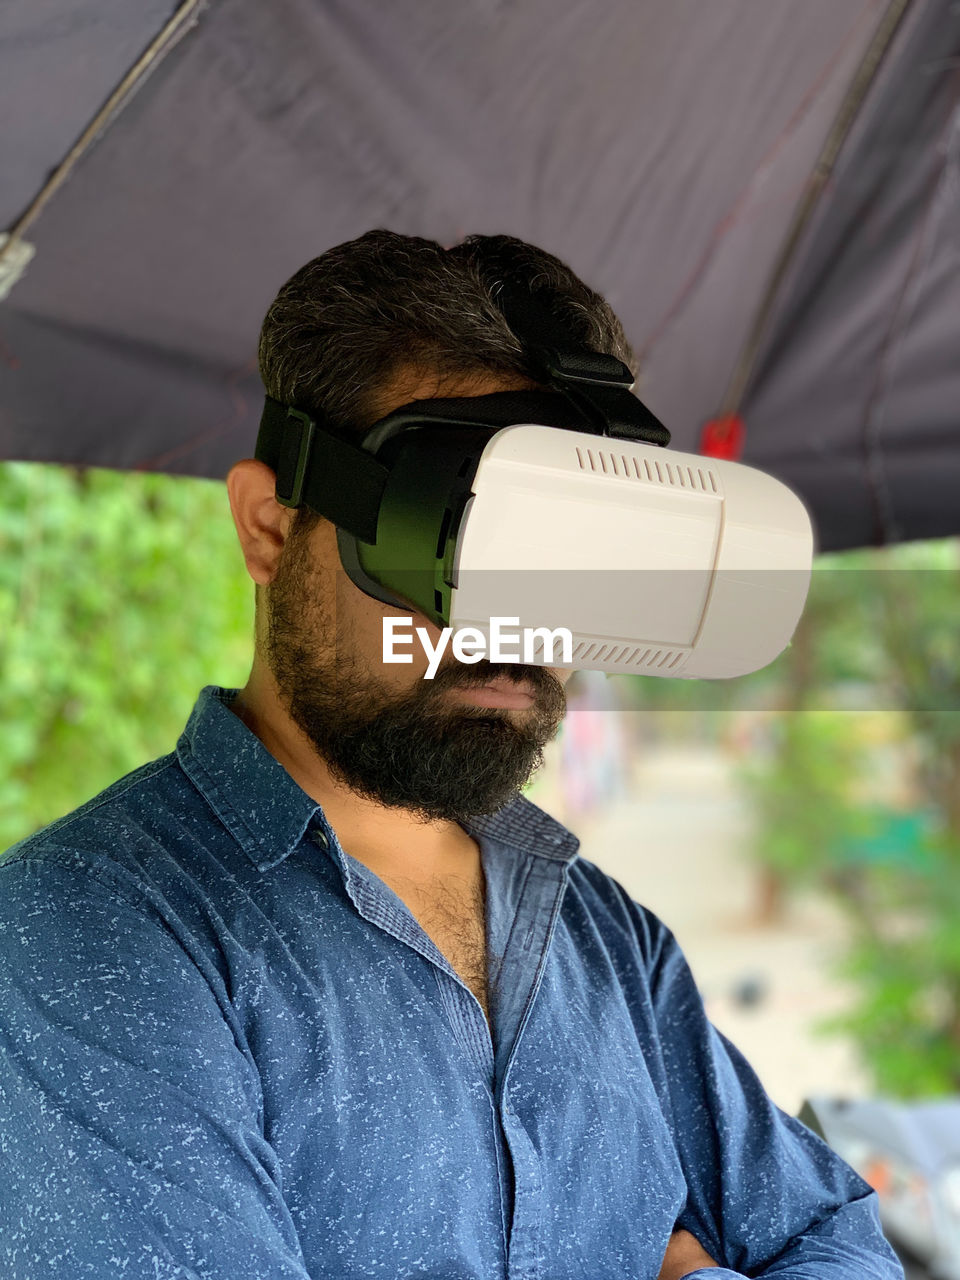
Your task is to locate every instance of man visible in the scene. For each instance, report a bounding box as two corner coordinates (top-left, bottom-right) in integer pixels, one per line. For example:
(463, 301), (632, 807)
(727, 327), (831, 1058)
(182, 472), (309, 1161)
(0, 231), (903, 1280)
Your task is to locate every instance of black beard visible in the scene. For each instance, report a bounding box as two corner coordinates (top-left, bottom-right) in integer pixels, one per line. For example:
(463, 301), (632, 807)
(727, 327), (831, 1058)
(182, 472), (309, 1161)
(264, 532), (566, 822)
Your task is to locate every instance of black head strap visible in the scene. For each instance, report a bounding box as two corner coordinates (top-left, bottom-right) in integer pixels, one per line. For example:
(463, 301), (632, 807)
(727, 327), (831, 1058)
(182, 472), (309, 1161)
(358, 388), (598, 453)
(255, 398), (388, 542)
(492, 280), (670, 446)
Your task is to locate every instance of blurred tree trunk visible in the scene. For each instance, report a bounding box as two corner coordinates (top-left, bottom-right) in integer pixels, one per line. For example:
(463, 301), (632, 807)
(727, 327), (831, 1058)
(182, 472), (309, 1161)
(751, 608), (815, 926)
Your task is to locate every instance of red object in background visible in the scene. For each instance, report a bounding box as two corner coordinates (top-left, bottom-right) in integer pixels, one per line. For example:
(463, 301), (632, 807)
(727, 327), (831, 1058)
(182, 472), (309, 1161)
(701, 415), (746, 460)
(863, 1157), (893, 1198)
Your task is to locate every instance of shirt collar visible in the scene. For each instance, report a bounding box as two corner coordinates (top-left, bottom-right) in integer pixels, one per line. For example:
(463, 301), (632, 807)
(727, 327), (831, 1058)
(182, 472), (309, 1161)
(176, 685), (322, 871)
(462, 797), (580, 865)
(176, 685), (580, 873)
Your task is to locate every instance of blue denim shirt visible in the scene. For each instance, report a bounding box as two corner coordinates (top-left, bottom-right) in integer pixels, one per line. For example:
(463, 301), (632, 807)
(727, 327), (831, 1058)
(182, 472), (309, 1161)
(0, 685), (902, 1280)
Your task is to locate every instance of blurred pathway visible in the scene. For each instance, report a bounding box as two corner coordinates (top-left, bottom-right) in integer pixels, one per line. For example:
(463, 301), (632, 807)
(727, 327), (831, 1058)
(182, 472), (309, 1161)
(536, 744), (870, 1117)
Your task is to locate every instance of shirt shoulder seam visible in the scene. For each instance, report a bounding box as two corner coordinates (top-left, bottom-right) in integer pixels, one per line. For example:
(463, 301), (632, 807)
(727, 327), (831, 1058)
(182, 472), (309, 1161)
(7, 752), (180, 854)
(2, 844), (189, 923)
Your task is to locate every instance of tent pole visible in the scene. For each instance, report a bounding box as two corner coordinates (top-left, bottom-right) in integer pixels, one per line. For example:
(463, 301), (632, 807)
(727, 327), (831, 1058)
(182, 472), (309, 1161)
(0, 0), (206, 275)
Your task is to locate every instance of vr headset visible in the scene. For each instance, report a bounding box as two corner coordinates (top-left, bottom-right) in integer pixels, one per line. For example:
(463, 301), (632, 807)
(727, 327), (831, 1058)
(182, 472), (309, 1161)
(254, 282), (813, 679)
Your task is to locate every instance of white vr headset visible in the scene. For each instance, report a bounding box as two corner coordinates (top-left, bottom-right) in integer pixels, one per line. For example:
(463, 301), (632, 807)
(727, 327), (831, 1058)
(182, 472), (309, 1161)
(255, 283), (812, 680)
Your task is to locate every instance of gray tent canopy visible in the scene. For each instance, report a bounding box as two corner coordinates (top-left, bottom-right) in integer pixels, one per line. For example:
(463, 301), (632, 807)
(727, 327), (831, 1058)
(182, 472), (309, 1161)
(1, 0), (958, 551)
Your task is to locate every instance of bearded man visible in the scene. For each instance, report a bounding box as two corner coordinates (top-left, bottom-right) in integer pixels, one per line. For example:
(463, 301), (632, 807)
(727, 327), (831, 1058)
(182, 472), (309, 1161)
(0, 231), (903, 1280)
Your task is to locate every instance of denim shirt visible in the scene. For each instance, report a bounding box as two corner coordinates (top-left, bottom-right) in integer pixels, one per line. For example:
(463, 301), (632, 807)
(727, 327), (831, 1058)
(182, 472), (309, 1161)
(0, 685), (903, 1280)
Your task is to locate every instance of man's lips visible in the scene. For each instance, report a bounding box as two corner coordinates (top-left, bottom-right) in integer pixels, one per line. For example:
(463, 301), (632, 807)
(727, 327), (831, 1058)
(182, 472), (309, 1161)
(445, 675), (536, 709)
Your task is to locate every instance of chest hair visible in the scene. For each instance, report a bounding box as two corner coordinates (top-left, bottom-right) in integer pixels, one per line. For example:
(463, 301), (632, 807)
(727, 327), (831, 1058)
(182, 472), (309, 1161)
(386, 870), (490, 1021)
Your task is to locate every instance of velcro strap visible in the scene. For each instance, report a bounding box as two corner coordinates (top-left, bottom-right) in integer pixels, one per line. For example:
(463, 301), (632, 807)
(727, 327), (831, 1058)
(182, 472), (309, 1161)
(492, 281), (670, 446)
(255, 397), (388, 544)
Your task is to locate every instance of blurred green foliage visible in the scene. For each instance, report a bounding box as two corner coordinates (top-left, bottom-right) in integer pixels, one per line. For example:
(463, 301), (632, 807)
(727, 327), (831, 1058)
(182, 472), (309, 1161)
(731, 542), (960, 1097)
(823, 852), (960, 1098)
(739, 713), (869, 887)
(0, 462), (253, 851)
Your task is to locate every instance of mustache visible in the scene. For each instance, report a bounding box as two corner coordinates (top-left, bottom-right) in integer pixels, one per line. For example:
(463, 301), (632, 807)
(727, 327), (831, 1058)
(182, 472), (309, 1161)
(425, 659), (563, 695)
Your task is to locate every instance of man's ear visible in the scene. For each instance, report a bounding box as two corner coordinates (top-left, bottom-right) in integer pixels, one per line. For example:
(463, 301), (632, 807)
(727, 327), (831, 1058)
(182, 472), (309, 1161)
(226, 458), (294, 586)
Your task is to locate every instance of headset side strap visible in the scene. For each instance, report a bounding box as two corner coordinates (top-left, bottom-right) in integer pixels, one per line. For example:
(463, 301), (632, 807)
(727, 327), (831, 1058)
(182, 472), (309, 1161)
(255, 397), (388, 544)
